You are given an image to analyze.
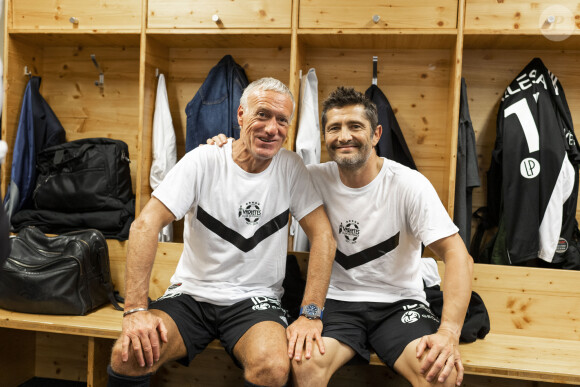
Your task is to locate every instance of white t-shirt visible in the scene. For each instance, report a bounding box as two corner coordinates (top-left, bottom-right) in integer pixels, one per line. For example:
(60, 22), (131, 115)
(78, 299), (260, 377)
(308, 159), (458, 304)
(153, 140), (322, 305)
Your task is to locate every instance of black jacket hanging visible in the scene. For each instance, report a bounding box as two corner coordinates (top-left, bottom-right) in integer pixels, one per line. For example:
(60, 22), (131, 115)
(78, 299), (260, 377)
(365, 84), (417, 170)
(454, 78), (481, 247)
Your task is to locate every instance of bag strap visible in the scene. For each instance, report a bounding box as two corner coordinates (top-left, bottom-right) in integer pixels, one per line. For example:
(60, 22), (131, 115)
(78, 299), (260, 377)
(107, 292), (152, 311)
(52, 144), (94, 166)
(105, 283), (124, 311)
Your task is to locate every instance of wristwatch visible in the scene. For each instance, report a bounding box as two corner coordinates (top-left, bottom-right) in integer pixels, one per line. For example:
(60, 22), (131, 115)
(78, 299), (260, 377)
(299, 303), (324, 320)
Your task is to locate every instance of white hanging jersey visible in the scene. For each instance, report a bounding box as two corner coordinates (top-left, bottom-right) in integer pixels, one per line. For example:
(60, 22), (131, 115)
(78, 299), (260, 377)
(150, 74), (177, 242)
(153, 140), (322, 305)
(292, 68), (321, 252)
(308, 160), (458, 304)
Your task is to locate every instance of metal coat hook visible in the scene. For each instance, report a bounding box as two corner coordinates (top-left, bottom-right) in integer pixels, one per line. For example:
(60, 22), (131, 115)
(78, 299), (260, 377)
(90, 54), (104, 88)
(24, 66), (32, 79)
(155, 68), (160, 78)
(372, 56), (378, 86)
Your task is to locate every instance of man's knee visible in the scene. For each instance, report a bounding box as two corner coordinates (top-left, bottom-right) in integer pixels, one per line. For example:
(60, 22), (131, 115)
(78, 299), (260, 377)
(405, 360), (459, 387)
(291, 354), (329, 386)
(109, 337), (160, 377)
(416, 368), (458, 387)
(244, 349), (290, 386)
(394, 341), (460, 387)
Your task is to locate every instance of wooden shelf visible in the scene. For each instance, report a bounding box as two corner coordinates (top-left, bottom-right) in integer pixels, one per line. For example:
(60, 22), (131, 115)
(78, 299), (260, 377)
(7, 31), (141, 46)
(298, 29), (458, 49)
(146, 30), (292, 48)
(463, 31), (580, 49)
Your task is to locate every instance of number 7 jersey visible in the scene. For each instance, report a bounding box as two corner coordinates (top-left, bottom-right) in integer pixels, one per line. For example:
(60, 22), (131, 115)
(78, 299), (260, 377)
(487, 57), (580, 264)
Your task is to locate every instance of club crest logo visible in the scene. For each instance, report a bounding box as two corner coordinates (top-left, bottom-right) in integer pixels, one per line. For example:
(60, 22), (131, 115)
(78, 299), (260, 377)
(401, 311), (420, 323)
(556, 238), (569, 254)
(238, 201), (262, 225)
(338, 220), (360, 244)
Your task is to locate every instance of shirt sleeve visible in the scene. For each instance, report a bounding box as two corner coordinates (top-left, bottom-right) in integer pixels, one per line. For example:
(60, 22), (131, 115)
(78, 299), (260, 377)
(152, 148), (205, 220)
(287, 151), (323, 222)
(407, 172), (459, 246)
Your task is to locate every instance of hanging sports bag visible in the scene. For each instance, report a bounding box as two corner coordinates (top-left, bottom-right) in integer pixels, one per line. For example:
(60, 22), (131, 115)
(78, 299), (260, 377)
(33, 138), (133, 213)
(0, 227), (122, 315)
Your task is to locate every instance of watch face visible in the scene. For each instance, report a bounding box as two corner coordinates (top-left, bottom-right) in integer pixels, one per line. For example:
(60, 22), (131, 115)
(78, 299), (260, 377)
(304, 304), (320, 318)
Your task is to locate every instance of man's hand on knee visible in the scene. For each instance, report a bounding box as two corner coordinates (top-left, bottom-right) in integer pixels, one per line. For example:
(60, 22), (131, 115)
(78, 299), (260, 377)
(121, 310), (168, 368)
(416, 328), (463, 386)
(286, 317), (325, 361)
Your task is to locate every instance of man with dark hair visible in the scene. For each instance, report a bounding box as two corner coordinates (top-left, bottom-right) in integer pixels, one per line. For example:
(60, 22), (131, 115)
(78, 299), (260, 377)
(108, 78), (335, 387)
(290, 86), (473, 387)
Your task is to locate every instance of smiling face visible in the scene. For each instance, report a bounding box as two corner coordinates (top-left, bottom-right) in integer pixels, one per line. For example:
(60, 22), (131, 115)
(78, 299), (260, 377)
(324, 104), (380, 170)
(237, 89), (293, 162)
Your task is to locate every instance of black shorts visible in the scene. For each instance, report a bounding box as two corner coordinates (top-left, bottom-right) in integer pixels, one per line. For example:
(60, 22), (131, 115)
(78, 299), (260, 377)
(322, 299), (440, 369)
(150, 294), (289, 367)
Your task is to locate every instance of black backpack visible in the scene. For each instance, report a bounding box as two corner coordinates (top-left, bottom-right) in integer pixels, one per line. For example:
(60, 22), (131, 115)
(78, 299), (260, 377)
(33, 137), (133, 213)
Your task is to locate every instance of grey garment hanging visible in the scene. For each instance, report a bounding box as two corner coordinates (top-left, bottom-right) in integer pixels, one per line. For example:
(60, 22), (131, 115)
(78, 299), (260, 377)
(454, 78), (481, 247)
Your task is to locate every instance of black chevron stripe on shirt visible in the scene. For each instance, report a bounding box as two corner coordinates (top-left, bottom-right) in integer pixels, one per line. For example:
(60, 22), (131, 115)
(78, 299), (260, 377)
(196, 206), (290, 253)
(335, 232), (400, 270)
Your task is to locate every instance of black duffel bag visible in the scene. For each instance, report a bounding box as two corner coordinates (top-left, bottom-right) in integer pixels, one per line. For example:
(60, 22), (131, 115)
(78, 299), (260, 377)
(0, 227), (122, 315)
(33, 138), (133, 213)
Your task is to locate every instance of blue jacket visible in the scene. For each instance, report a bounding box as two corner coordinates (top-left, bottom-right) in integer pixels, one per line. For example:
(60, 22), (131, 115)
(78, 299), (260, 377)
(185, 55), (248, 152)
(3, 77), (66, 221)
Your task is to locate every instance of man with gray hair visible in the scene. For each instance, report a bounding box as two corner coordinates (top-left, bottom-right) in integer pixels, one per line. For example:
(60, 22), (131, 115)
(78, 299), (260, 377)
(108, 77), (335, 387)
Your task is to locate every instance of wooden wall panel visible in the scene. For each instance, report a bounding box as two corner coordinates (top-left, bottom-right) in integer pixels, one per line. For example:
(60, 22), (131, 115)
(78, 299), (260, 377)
(35, 332), (87, 382)
(12, 0), (141, 30)
(0, 328), (35, 386)
(107, 240), (182, 300)
(299, 0), (458, 29)
(467, 261), (580, 341)
(88, 337), (114, 387)
(148, 0), (292, 29)
(39, 44), (140, 180)
(465, 0), (580, 32)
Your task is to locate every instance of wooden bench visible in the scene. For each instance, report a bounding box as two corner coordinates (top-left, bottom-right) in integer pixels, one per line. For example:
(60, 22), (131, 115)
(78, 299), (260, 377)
(1, 241), (579, 386)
